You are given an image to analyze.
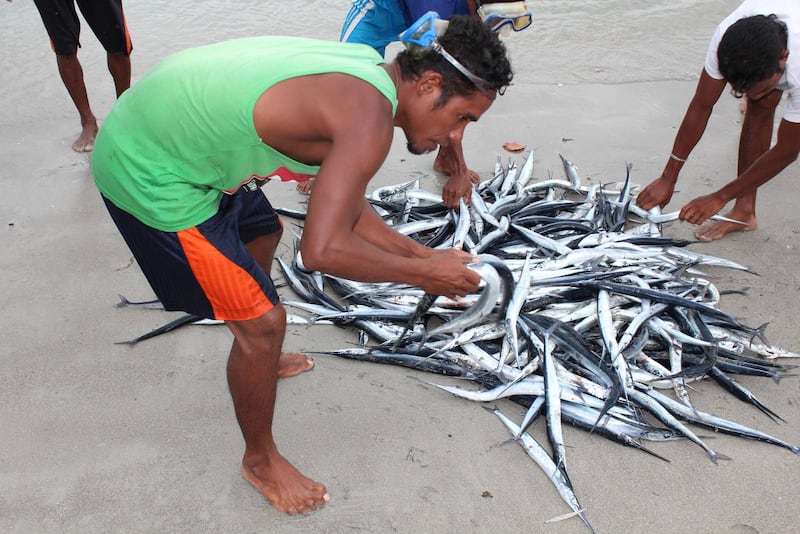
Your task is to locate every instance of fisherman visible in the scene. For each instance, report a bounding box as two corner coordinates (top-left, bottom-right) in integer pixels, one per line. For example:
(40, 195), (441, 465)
(22, 0), (132, 152)
(90, 14), (512, 516)
(636, 0), (800, 242)
(299, 0), (532, 207)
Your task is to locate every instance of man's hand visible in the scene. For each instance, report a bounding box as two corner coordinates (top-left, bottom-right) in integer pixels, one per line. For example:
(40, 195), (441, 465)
(636, 174), (677, 210)
(441, 170), (480, 208)
(679, 191), (727, 225)
(418, 250), (480, 299)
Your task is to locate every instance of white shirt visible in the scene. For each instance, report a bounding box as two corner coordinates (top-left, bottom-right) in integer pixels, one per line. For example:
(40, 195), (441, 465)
(705, 0), (800, 122)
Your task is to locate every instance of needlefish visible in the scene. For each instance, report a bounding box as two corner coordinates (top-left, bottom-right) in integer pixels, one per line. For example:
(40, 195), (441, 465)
(116, 150), (799, 532)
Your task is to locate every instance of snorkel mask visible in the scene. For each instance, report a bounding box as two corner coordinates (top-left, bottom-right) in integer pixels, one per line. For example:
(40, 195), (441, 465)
(399, 11), (498, 100)
(478, 1), (533, 35)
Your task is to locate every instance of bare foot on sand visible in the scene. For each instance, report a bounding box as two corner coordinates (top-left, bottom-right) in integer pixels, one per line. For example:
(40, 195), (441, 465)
(241, 454), (329, 515)
(296, 179), (314, 195)
(695, 217), (757, 242)
(434, 162), (481, 185)
(433, 150), (481, 184)
(277, 352), (314, 378)
(72, 120), (98, 152)
(433, 151), (452, 175)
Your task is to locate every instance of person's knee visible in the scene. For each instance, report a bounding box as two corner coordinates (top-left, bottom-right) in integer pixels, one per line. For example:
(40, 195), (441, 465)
(107, 51), (131, 61)
(230, 304), (286, 350)
(55, 52), (80, 65)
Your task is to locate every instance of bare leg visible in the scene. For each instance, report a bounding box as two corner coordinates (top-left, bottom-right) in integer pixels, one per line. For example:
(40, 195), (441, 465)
(695, 91), (780, 241)
(107, 52), (131, 97)
(434, 145), (480, 183)
(55, 52), (97, 152)
(435, 142), (481, 207)
(226, 306), (329, 514)
(245, 230), (314, 377)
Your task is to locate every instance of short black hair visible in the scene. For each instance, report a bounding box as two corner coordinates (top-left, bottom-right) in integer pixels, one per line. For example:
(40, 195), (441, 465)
(395, 15), (514, 106)
(718, 14), (788, 95)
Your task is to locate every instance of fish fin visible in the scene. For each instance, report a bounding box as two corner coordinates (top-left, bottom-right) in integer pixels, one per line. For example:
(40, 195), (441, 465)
(749, 322), (770, 346)
(711, 451), (732, 463)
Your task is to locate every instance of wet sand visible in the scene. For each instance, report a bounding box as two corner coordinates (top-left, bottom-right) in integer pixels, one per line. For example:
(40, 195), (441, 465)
(1, 2), (799, 533)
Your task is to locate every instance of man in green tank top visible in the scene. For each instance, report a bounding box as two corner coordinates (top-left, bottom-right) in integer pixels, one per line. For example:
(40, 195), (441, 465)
(91, 14), (512, 515)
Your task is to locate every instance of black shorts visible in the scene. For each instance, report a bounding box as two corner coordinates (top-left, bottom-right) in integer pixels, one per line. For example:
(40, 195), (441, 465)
(33, 0), (132, 55)
(102, 190), (284, 321)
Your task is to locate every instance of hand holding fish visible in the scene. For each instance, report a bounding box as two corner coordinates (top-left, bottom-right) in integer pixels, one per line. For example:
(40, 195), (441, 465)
(418, 251), (481, 299)
(636, 174), (677, 210)
(441, 170), (480, 208)
(679, 191), (727, 225)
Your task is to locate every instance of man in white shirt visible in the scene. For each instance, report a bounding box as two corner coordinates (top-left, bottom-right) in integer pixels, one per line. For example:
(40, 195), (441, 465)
(637, 0), (800, 241)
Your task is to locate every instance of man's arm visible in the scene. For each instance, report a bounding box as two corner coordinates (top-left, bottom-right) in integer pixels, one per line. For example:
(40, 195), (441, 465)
(636, 70), (726, 210)
(255, 73), (479, 297)
(679, 117), (800, 224)
(352, 200), (435, 259)
(303, 146), (480, 297)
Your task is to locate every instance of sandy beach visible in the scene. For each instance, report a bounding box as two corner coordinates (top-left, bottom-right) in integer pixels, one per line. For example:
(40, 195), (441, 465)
(1, 1), (798, 533)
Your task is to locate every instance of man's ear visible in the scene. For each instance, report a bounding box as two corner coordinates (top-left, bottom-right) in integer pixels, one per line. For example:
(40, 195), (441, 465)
(780, 47), (789, 61)
(417, 71), (443, 95)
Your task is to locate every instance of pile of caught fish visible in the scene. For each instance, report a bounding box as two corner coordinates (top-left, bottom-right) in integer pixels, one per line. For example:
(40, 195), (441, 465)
(116, 152), (799, 532)
(272, 152), (799, 532)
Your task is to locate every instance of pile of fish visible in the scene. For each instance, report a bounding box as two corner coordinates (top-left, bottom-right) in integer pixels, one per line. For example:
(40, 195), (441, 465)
(116, 152), (799, 532)
(272, 152), (799, 532)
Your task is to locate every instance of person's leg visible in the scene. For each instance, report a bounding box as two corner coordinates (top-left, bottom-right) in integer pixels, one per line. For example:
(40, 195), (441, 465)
(244, 231), (315, 377)
(221, 190), (324, 512)
(227, 307), (329, 515)
(33, 0), (98, 151)
(55, 52), (99, 151)
(695, 90), (782, 241)
(107, 52), (131, 97)
(101, 192), (326, 513)
(77, 0), (132, 97)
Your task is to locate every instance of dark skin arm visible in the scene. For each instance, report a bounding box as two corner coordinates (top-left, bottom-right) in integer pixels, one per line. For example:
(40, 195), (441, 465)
(679, 114), (800, 223)
(253, 72), (479, 298)
(637, 69), (726, 210)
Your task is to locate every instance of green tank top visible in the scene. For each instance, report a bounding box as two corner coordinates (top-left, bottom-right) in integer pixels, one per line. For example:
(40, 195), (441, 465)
(92, 36), (397, 231)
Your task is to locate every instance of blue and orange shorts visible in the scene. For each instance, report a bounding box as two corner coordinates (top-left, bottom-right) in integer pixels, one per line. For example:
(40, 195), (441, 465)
(102, 190), (283, 321)
(33, 0), (132, 56)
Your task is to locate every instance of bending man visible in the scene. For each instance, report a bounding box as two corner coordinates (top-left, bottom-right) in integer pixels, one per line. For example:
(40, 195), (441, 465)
(637, 0), (799, 241)
(91, 15), (512, 516)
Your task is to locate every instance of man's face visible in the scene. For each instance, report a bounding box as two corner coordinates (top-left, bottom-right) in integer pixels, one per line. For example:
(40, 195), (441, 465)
(401, 73), (494, 155)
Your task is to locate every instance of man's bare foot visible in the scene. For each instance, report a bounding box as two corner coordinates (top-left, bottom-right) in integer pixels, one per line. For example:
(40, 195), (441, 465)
(433, 149), (456, 175)
(695, 217), (757, 242)
(277, 352), (314, 378)
(72, 121), (98, 152)
(241, 454), (329, 515)
(296, 179), (314, 195)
